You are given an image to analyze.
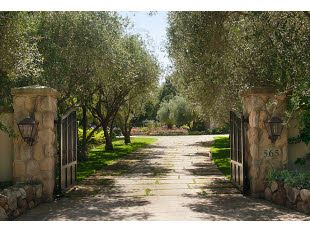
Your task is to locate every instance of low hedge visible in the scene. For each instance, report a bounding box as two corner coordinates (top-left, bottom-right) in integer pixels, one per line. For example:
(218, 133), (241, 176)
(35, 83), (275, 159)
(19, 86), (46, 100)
(266, 169), (310, 189)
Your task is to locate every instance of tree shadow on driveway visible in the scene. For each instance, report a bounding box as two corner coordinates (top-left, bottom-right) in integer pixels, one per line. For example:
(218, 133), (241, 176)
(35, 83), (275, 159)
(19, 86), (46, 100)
(182, 192), (310, 220)
(18, 194), (151, 221)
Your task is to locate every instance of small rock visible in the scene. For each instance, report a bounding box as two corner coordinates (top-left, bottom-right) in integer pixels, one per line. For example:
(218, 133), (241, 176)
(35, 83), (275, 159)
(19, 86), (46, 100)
(0, 206), (7, 221)
(25, 186), (34, 202)
(285, 199), (294, 209)
(17, 198), (28, 211)
(265, 187), (272, 201)
(284, 183), (289, 191)
(12, 209), (20, 218)
(13, 189), (22, 199)
(3, 204), (9, 211)
(272, 190), (286, 205)
(271, 181), (278, 193)
(286, 186), (300, 204)
(0, 195), (8, 207)
(2, 189), (11, 197)
(7, 194), (17, 210)
(296, 201), (304, 212)
(28, 201), (35, 209)
(35, 185), (42, 199)
(301, 201), (310, 214)
(19, 188), (27, 199)
(300, 189), (310, 202)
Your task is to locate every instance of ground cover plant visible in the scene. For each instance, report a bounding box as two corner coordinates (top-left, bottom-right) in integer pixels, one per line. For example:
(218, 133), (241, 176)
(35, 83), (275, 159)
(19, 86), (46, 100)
(266, 169), (310, 189)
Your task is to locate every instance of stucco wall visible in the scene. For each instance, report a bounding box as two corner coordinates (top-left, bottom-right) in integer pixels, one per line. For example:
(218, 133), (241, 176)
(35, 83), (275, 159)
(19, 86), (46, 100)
(288, 117), (310, 169)
(0, 112), (14, 182)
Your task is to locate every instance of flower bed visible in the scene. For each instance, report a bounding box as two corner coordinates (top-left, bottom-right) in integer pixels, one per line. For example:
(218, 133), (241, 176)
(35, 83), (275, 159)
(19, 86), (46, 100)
(0, 183), (42, 220)
(131, 126), (188, 136)
(264, 170), (310, 214)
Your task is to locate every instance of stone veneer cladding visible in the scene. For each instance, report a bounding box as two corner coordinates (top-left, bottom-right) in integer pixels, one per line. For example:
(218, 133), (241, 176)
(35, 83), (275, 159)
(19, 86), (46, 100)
(241, 87), (288, 196)
(11, 86), (58, 202)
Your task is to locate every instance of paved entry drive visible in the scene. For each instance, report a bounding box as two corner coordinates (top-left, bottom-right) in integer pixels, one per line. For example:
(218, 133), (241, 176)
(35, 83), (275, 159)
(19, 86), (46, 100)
(18, 136), (310, 220)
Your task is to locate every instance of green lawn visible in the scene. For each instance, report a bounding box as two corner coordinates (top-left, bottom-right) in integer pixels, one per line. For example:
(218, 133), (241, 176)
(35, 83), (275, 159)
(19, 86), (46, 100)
(77, 137), (157, 181)
(210, 136), (231, 178)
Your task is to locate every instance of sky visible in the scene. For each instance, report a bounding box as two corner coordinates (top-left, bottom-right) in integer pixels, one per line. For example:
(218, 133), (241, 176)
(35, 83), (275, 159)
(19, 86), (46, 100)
(118, 11), (171, 83)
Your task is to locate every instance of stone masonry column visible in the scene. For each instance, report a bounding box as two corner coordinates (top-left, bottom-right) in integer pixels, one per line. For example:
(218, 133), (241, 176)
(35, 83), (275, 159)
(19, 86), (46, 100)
(11, 86), (58, 202)
(241, 87), (288, 196)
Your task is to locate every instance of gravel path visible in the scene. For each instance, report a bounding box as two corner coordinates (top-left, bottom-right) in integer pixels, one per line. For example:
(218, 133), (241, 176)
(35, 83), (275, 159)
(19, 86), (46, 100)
(18, 135), (310, 220)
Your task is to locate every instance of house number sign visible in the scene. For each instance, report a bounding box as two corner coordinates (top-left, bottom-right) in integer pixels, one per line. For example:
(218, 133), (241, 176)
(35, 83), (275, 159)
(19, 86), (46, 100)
(263, 148), (281, 158)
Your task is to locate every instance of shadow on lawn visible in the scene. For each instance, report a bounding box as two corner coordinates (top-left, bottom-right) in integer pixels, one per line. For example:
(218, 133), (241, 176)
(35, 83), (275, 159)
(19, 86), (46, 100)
(188, 141), (214, 147)
(77, 139), (163, 181)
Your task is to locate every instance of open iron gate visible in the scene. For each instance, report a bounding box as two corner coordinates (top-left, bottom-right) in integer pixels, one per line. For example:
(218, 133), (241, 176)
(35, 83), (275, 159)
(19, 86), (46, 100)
(230, 111), (248, 194)
(55, 108), (77, 193)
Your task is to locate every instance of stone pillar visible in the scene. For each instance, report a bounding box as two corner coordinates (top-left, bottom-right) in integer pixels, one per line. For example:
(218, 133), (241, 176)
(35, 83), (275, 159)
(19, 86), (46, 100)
(241, 87), (288, 196)
(11, 86), (58, 202)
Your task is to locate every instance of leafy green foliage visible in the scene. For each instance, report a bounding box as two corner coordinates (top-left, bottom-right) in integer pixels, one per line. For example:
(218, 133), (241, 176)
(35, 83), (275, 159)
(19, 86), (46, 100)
(157, 96), (193, 128)
(158, 76), (177, 103)
(169, 96), (193, 127)
(299, 111), (310, 145)
(157, 101), (174, 129)
(210, 136), (230, 178)
(78, 128), (105, 145)
(0, 121), (13, 137)
(0, 181), (13, 190)
(77, 137), (157, 181)
(167, 12), (310, 129)
(294, 153), (310, 166)
(266, 169), (310, 189)
(0, 12), (42, 110)
(0, 12), (160, 151)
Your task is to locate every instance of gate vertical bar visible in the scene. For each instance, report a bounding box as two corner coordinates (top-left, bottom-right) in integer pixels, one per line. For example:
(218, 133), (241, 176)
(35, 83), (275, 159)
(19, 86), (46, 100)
(75, 112), (77, 183)
(58, 116), (62, 194)
(230, 111), (233, 180)
(241, 113), (244, 192)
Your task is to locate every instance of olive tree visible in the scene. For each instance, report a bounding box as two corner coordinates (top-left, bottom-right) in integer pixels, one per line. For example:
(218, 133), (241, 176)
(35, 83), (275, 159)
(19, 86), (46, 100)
(169, 96), (193, 128)
(157, 95), (193, 128)
(0, 12), (42, 134)
(115, 36), (159, 144)
(167, 12), (310, 131)
(36, 12), (123, 158)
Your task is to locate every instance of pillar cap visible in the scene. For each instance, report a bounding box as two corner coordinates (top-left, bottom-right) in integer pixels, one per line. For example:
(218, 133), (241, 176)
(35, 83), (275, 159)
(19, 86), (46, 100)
(240, 87), (276, 97)
(11, 85), (59, 97)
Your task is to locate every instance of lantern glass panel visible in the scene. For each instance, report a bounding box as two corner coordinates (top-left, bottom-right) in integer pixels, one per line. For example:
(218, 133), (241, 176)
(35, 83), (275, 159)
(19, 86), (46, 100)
(17, 117), (38, 146)
(24, 124), (33, 138)
(31, 123), (37, 139)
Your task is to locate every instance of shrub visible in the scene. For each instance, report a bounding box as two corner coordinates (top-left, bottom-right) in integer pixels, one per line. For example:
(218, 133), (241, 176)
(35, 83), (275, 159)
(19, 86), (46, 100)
(78, 128), (105, 146)
(0, 181), (13, 190)
(266, 169), (310, 189)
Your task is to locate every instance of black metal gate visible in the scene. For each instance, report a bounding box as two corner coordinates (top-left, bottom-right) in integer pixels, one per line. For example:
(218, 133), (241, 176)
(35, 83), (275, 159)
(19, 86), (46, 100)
(230, 111), (248, 194)
(56, 108), (77, 192)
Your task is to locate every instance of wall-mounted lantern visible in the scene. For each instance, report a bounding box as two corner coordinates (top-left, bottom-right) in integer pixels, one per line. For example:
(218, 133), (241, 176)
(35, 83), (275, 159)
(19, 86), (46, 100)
(17, 116), (38, 146)
(265, 116), (284, 143)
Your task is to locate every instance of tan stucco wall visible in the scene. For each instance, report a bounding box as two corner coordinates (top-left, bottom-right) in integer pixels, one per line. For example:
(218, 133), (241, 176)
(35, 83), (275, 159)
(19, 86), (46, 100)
(288, 117), (310, 169)
(0, 112), (14, 182)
